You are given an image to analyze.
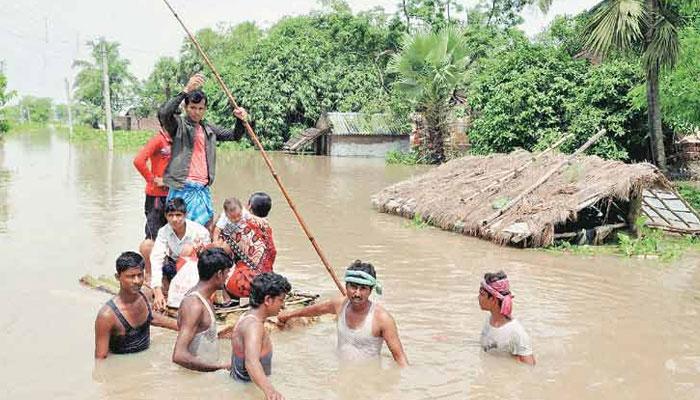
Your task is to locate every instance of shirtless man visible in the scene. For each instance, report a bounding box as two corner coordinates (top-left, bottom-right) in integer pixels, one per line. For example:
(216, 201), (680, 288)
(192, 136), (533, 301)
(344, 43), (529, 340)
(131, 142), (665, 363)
(478, 271), (535, 365)
(230, 272), (290, 400)
(172, 248), (232, 371)
(94, 252), (177, 359)
(277, 260), (408, 367)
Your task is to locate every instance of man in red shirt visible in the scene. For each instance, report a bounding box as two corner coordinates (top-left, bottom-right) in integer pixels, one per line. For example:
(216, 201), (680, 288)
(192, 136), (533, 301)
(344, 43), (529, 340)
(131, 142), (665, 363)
(133, 127), (172, 282)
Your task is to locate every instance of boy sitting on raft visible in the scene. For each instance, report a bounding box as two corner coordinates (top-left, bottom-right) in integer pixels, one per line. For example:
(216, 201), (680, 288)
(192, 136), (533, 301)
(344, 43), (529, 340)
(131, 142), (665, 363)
(94, 252), (177, 359)
(478, 271), (535, 365)
(230, 272), (290, 400)
(150, 197), (211, 311)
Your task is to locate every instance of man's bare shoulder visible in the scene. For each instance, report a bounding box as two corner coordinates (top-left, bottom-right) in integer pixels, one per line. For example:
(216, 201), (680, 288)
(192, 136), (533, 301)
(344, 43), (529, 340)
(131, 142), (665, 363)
(373, 303), (397, 325)
(96, 303), (116, 327)
(179, 295), (204, 313)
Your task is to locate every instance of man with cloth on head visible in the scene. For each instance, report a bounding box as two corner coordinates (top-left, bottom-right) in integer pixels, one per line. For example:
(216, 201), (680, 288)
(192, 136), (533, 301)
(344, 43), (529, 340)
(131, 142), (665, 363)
(158, 73), (248, 228)
(478, 270), (535, 365)
(277, 260), (408, 367)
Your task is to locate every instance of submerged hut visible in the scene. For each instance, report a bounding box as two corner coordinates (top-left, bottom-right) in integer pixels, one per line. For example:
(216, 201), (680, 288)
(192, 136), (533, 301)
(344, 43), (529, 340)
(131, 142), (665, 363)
(372, 150), (700, 248)
(284, 112), (408, 157)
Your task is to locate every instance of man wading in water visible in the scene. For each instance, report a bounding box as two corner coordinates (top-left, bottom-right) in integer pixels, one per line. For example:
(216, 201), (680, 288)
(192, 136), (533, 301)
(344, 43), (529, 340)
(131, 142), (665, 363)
(94, 252), (177, 359)
(172, 248), (232, 371)
(158, 73), (248, 229)
(277, 260), (408, 367)
(478, 271), (535, 365)
(230, 273), (290, 400)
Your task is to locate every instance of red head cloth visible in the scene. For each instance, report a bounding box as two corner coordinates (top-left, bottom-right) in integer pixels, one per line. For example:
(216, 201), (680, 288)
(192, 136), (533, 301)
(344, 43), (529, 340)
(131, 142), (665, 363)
(481, 278), (513, 318)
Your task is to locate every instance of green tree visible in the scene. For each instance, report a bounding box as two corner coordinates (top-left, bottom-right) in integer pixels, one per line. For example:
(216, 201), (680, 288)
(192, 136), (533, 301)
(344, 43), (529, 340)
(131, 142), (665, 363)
(388, 28), (471, 163)
(582, 0), (684, 171)
(136, 56), (181, 117)
(18, 96), (53, 123)
(468, 35), (647, 161)
(631, 3), (700, 131)
(0, 67), (14, 132)
(72, 38), (137, 127)
(206, 10), (401, 148)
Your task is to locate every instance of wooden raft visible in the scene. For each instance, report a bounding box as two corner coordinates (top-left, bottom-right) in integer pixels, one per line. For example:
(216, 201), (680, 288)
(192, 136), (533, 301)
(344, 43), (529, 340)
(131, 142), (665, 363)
(80, 274), (319, 338)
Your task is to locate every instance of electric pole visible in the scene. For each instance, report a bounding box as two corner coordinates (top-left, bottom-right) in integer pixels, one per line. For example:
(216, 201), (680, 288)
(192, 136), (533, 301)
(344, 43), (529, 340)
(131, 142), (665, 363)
(64, 78), (73, 138)
(101, 39), (113, 151)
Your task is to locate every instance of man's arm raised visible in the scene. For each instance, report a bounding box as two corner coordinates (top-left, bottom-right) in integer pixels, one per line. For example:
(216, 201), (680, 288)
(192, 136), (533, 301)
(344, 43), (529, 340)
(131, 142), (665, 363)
(378, 309), (409, 367)
(172, 297), (227, 371)
(243, 321), (284, 400)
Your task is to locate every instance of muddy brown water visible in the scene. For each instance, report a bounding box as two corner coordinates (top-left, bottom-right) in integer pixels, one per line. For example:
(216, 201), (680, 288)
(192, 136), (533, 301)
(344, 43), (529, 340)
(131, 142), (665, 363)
(0, 128), (698, 399)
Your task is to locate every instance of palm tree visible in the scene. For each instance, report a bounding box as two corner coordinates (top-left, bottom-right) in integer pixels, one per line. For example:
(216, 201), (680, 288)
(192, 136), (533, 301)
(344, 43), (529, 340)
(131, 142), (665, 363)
(582, 0), (682, 171)
(388, 28), (470, 163)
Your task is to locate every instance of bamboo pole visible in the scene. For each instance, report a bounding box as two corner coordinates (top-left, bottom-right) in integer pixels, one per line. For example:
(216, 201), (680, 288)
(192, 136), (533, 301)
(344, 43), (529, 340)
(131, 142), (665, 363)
(161, 0), (345, 295)
(461, 133), (574, 204)
(482, 129), (607, 228)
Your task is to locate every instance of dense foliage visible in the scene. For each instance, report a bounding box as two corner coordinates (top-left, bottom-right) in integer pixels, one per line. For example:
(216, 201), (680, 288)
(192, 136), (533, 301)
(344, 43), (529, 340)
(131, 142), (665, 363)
(21, 0), (692, 162)
(468, 16), (648, 161)
(72, 38), (138, 127)
(0, 67), (11, 132)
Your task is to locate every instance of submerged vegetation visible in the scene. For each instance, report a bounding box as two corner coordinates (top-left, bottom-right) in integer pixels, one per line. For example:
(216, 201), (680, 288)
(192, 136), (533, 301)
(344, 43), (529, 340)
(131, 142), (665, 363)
(547, 216), (700, 261)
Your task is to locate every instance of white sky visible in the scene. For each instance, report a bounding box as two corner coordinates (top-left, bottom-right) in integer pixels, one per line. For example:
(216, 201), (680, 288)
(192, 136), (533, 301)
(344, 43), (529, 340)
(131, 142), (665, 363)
(0, 0), (598, 102)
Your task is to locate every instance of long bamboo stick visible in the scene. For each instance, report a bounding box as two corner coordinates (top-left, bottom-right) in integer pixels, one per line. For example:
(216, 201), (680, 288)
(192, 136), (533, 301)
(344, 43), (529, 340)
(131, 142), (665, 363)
(161, 0), (345, 295)
(482, 129), (607, 228)
(461, 133), (574, 204)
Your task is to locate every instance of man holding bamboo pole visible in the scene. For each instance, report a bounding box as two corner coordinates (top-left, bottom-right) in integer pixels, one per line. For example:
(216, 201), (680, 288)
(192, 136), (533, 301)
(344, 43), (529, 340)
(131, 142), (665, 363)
(158, 73), (248, 229)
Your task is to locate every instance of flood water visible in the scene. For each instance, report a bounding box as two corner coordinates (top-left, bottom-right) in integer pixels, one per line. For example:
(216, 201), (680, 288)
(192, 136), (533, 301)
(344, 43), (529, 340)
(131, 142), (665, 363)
(0, 127), (698, 399)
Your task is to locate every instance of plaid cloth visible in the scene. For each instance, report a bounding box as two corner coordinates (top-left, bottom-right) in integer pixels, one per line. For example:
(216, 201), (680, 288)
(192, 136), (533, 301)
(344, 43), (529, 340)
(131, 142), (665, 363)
(167, 181), (214, 226)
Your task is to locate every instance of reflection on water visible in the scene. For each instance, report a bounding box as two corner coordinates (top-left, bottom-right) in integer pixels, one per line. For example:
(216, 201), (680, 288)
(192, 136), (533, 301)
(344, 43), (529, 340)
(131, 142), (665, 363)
(0, 128), (698, 399)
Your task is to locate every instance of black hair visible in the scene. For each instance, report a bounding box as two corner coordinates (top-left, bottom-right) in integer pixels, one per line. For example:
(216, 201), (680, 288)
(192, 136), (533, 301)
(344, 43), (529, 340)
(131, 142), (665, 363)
(184, 90), (208, 106)
(223, 197), (242, 213)
(483, 270), (510, 299)
(197, 248), (233, 281)
(346, 259), (376, 278)
(165, 197), (187, 214)
(116, 251), (144, 274)
(249, 272), (291, 308)
(248, 192), (272, 217)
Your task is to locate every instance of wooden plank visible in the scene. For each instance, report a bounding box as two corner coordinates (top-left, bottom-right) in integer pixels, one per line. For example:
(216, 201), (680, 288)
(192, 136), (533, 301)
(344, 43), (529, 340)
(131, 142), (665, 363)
(483, 129), (607, 228)
(462, 133), (574, 204)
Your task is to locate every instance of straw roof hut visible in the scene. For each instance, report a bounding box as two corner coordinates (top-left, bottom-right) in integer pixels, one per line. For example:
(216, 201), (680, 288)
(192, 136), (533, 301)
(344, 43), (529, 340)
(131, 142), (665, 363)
(372, 150), (700, 247)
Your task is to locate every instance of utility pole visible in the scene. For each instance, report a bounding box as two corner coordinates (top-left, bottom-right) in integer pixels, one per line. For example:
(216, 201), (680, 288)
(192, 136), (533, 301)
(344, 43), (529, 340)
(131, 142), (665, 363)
(64, 78), (73, 138)
(101, 39), (113, 151)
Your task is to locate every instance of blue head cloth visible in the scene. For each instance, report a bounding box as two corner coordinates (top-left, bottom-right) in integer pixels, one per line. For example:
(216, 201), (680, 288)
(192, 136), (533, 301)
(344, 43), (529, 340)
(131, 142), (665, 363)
(344, 270), (382, 295)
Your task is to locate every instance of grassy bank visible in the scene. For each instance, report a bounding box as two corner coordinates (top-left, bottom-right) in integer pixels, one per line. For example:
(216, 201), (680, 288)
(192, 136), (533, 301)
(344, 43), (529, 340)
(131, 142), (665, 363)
(57, 125), (252, 151)
(4, 122), (50, 135)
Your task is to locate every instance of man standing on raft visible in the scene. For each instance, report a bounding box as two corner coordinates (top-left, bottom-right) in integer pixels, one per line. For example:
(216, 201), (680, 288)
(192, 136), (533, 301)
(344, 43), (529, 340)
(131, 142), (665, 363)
(277, 260), (408, 367)
(158, 73), (248, 228)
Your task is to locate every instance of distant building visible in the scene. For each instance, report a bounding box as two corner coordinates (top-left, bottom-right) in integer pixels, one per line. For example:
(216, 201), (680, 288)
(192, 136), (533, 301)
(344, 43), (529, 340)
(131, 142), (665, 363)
(284, 112), (409, 157)
(114, 109), (161, 132)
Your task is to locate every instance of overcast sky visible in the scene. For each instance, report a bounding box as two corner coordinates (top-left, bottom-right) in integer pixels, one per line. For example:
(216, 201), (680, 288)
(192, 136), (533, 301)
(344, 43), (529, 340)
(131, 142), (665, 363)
(0, 0), (597, 102)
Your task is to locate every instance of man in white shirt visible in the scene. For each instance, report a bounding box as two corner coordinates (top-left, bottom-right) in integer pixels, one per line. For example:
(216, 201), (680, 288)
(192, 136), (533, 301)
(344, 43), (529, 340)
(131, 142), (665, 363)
(150, 197), (211, 311)
(478, 271), (535, 365)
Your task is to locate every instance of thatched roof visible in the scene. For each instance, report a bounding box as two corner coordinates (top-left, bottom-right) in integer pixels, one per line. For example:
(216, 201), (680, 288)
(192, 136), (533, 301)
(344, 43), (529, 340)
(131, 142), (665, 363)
(323, 112), (405, 136)
(372, 150), (678, 247)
